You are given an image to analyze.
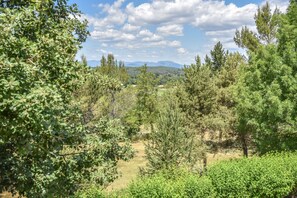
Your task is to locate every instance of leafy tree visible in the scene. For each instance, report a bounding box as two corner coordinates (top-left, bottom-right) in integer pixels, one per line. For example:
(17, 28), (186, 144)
(0, 2), (132, 197)
(235, 0), (297, 154)
(144, 93), (203, 174)
(234, 2), (280, 52)
(135, 64), (158, 132)
(236, 1), (297, 153)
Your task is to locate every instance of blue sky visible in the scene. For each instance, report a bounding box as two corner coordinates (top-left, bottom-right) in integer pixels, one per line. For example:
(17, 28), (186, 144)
(69, 0), (289, 65)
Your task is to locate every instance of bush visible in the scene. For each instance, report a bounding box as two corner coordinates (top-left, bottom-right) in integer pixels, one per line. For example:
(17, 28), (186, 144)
(208, 152), (297, 198)
(74, 186), (106, 198)
(127, 169), (214, 198)
(80, 152), (297, 197)
(128, 173), (184, 198)
(127, 152), (297, 198)
(184, 176), (216, 198)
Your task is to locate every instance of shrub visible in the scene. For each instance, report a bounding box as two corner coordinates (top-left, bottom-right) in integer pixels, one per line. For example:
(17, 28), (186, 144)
(208, 152), (297, 198)
(128, 169), (214, 198)
(184, 176), (216, 198)
(80, 152), (297, 198)
(74, 186), (105, 198)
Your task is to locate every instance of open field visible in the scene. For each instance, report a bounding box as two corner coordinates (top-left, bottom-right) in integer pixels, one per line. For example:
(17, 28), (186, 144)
(105, 140), (242, 192)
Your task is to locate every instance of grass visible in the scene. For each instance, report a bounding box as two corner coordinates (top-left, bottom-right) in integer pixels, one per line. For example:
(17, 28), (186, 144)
(106, 141), (147, 192)
(105, 139), (242, 192)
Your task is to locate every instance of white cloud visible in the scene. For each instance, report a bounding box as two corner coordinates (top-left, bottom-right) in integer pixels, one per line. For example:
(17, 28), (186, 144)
(168, 40), (181, 47)
(122, 23), (141, 32)
(192, 3), (257, 30)
(138, 29), (154, 37)
(126, 0), (258, 31)
(91, 29), (136, 41)
(177, 47), (187, 54)
(142, 34), (163, 42)
(87, 0), (126, 29)
(100, 49), (107, 54)
(80, 0), (289, 65)
(157, 24), (183, 36)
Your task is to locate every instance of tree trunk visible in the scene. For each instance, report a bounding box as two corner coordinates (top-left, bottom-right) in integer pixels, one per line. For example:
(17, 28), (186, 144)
(110, 90), (116, 119)
(240, 133), (248, 157)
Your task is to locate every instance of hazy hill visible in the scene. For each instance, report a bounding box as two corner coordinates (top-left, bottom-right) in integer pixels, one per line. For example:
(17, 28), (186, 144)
(127, 66), (184, 84)
(87, 60), (183, 68)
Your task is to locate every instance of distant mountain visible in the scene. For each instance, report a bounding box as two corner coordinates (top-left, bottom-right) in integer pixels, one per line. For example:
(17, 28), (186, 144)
(125, 61), (183, 68)
(86, 60), (183, 68)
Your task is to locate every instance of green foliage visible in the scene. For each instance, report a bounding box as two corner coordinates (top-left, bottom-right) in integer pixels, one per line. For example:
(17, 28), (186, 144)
(126, 66), (183, 85)
(135, 65), (158, 130)
(234, 26), (260, 52)
(234, 0), (297, 154)
(128, 169), (213, 198)
(98, 54), (129, 84)
(179, 56), (217, 136)
(74, 186), (105, 198)
(0, 3), (133, 197)
(208, 152), (297, 198)
(184, 176), (216, 198)
(126, 152), (297, 198)
(234, 2), (280, 51)
(144, 92), (203, 174)
(210, 41), (228, 71)
(235, 43), (297, 153)
(255, 2), (280, 44)
(76, 69), (122, 123)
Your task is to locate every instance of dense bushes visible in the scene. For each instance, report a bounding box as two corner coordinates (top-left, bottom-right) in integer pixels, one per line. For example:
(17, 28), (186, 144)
(208, 152), (297, 197)
(127, 169), (215, 198)
(125, 152), (297, 198)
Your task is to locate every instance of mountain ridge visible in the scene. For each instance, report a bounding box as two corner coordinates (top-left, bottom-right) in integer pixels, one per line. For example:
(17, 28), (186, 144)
(87, 60), (183, 68)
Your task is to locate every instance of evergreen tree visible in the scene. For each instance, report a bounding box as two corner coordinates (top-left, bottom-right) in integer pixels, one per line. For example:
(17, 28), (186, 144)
(144, 93), (203, 174)
(135, 64), (158, 132)
(99, 54), (129, 84)
(100, 55), (107, 67)
(215, 53), (247, 152)
(234, 2), (280, 52)
(255, 2), (280, 44)
(180, 56), (217, 138)
(210, 41), (228, 71)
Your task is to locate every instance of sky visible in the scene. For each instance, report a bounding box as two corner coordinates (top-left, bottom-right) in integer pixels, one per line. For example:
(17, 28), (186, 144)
(69, 0), (289, 65)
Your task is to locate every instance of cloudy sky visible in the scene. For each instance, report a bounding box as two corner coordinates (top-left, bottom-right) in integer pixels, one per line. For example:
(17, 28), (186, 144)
(69, 0), (289, 65)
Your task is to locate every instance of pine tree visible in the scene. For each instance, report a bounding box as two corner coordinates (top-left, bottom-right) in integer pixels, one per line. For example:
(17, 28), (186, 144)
(100, 55), (107, 67)
(135, 64), (158, 132)
(210, 41), (228, 71)
(144, 93), (203, 174)
(234, 2), (280, 52)
(180, 56), (218, 138)
(99, 54), (129, 84)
